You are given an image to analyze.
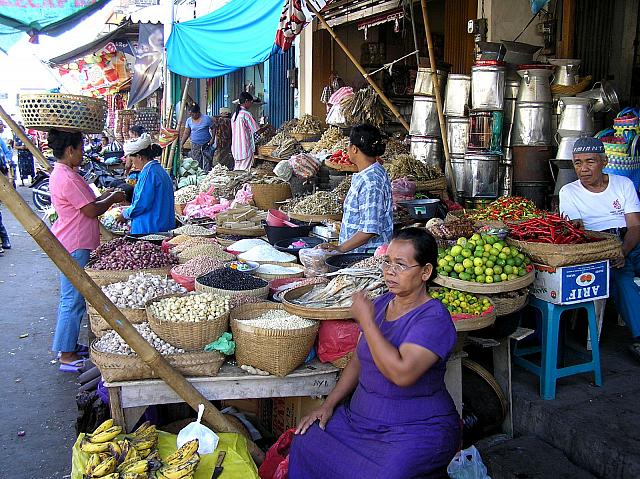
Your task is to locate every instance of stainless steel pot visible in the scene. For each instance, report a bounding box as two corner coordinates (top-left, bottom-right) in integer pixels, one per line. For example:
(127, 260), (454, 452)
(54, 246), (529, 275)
(463, 153), (500, 197)
(516, 67), (554, 103)
(548, 59), (581, 86)
(551, 159), (578, 195)
(446, 117), (470, 155)
(471, 63), (506, 110)
(576, 81), (620, 113)
(449, 154), (465, 195)
(468, 110), (503, 153)
(410, 96), (440, 137)
(512, 101), (552, 146)
(414, 67), (447, 97)
(557, 97), (595, 137)
(444, 74), (471, 116)
(504, 80), (520, 100)
(556, 136), (580, 160)
(410, 136), (443, 167)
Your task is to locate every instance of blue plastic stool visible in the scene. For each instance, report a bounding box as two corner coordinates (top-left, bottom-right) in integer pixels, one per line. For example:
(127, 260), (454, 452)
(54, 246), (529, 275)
(513, 297), (602, 400)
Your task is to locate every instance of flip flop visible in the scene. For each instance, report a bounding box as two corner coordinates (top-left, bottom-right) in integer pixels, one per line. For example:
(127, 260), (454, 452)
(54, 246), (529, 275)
(59, 359), (85, 373)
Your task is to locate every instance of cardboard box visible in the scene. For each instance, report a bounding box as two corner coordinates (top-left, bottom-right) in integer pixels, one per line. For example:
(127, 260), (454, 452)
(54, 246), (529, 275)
(271, 397), (325, 437)
(531, 260), (610, 305)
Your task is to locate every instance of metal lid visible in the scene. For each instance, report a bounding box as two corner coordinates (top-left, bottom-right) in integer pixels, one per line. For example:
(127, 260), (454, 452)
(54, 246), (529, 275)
(447, 74), (471, 80)
(473, 60), (506, 67)
(464, 152), (503, 160)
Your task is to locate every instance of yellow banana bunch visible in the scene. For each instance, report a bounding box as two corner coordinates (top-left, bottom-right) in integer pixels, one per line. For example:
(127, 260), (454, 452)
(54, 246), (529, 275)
(118, 459), (150, 474)
(128, 421), (154, 438)
(119, 439), (139, 464)
(91, 419), (114, 436)
(85, 453), (102, 476)
(90, 456), (116, 477)
(158, 453), (200, 479)
(88, 426), (122, 444)
(96, 474), (119, 479)
(156, 473), (193, 479)
(80, 438), (114, 454)
(132, 436), (157, 452)
(165, 439), (199, 467)
(136, 447), (151, 459)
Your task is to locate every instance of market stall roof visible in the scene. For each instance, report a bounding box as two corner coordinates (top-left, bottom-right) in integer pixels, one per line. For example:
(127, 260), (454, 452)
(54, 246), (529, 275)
(48, 22), (138, 66)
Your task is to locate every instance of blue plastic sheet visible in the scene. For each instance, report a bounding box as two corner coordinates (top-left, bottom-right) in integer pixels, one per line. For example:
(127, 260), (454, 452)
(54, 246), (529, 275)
(167, 0), (283, 79)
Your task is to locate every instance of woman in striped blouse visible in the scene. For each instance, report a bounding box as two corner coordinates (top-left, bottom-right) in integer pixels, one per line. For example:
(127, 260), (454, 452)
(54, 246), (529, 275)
(231, 92), (261, 171)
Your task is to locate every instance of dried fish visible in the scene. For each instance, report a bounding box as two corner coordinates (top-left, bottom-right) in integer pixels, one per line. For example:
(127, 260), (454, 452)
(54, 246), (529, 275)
(255, 124), (276, 146)
(311, 127), (347, 154)
(288, 191), (343, 216)
(340, 86), (389, 129)
(381, 138), (410, 161)
(272, 137), (303, 159)
(290, 114), (323, 135)
(385, 154), (443, 181)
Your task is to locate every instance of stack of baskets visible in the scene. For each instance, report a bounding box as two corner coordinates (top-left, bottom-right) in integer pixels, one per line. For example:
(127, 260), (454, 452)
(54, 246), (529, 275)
(195, 275), (269, 299)
(19, 94), (106, 133)
(115, 109), (137, 142)
(136, 107), (161, 135)
(599, 108), (640, 188)
(250, 182), (292, 210)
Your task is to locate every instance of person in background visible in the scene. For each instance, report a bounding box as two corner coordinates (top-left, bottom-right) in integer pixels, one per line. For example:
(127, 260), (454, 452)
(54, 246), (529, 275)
(212, 107), (233, 169)
(121, 133), (175, 234)
(0, 120), (13, 253)
(124, 125), (145, 185)
(231, 92), (261, 171)
(48, 128), (125, 372)
(290, 228), (461, 478)
(559, 136), (640, 361)
(181, 104), (214, 172)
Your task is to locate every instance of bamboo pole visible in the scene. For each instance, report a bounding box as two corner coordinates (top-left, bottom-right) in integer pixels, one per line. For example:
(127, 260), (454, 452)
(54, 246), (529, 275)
(0, 173), (264, 464)
(420, 0), (457, 202)
(166, 77), (192, 172)
(308, 4), (411, 133)
(161, 104), (175, 169)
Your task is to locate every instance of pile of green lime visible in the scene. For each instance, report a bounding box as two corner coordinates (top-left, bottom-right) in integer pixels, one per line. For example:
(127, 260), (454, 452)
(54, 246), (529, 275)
(436, 233), (531, 284)
(431, 288), (492, 316)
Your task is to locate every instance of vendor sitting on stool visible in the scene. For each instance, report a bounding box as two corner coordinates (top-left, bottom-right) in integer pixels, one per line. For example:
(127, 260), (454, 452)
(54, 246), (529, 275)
(559, 135), (640, 361)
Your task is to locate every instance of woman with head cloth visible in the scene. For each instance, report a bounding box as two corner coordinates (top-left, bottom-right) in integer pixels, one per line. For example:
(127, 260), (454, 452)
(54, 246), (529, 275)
(121, 133), (175, 234)
(48, 128), (126, 372)
(290, 228), (461, 478)
(231, 92), (260, 171)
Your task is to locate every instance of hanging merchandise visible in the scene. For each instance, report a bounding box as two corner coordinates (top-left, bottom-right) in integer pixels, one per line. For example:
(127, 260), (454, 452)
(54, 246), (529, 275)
(136, 107), (161, 135)
(128, 24), (164, 107)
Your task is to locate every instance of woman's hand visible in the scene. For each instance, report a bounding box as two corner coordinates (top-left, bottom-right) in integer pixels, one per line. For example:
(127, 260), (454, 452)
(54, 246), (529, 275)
(351, 292), (375, 328)
(111, 190), (126, 204)
(295, 404), (335, 435)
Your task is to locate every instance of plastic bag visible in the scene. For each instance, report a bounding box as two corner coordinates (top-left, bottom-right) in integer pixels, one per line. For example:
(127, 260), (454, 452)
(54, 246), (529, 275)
(447, 446), (491, 479)
(274, 160), (293, 181)
(289, 154), (320, 180)
(177, 404), (219, 455)
(234, 184), (254, 205)
(258, 428), (295, 479)
(299, 248), (336, 277)
(391, 178), (416, 210)
(317, 320), (360, 363)
(205, 332), (236, 355)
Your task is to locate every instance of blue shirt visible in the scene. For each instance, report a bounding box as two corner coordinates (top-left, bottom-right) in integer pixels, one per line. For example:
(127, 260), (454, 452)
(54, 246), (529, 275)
(339, 162), (393, 253)
(0, 137), (11, 168)
(186, 115), (213, 145)
(123, 160), (175, 234)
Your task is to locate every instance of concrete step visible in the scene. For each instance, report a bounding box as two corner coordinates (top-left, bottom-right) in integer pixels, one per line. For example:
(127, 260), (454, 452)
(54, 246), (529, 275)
(477, 436), (597, 479)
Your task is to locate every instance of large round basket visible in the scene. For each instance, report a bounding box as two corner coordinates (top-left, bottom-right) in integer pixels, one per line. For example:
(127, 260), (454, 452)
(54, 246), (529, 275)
(414, 177), (447, 193)
(431, 287), (497, 332)
(282, 283), (351, 320)
(194, 277), (269, 299)
(87, 304), (147, 337)
(254, 262), (305, 281)
(84, 266), (172, 287)
(90, 342), (225, 382)
(215, 226), (266, 238)
(230, 303), (319, 377)
(487, 289), (529, 316)
(19, 94), (106, 133)
(287, 212), (343, 222)
(433, 270), (535, 294)
(325, 160), (358, 172)
(250, 183), (292, 211)
(506, 231), (623, 268)
(145, 293), (230, 350)
(177, 250), (235, 264)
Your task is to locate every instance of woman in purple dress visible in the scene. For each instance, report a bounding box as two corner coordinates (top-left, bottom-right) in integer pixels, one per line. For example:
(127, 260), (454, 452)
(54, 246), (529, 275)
(289, 228), (460, 479)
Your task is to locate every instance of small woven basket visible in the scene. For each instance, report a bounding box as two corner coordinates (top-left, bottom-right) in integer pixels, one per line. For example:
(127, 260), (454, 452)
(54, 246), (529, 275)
(250, 183), (292, 211)
(253, 262), (305, 281)
(87, 304), (147, 337)
(290, 132), (320, 142)
(84, 266), (172, 287)
(145, 293), (230, 350)
(194, 277), (269, 299)
(90, 342), (225, 382)
(19, 93), (106, 133)
(487, 289), (529, 316)
(414, 176), (447, 192)
(230, 303), (319, 377)
(257, 145), (277, 157)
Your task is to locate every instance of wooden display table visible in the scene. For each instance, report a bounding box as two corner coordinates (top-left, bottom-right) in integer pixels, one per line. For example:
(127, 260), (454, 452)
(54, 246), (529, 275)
(104, 360), (339, 430)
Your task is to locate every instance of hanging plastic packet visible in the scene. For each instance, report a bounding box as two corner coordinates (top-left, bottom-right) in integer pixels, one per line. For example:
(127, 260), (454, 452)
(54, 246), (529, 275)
(177, 404), (219, 455)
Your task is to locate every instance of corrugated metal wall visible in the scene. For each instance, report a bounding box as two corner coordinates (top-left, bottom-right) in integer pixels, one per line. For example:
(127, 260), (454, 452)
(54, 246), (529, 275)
(265, 47), (296, 128)
(574, 0), (615, 82)
(209, 76), (225, 114)
(444, 0), (476, 73)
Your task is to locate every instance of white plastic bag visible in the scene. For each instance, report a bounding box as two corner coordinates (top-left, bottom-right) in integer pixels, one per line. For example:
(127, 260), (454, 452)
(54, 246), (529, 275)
(447, 446), (491, 479)
(177, 404), (219, 455)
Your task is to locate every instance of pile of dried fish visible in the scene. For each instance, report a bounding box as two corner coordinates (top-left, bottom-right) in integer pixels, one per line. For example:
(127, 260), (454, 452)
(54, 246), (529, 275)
(255, 124), (276, 146)
(311, 127), (346, 154)
(288, 191), (343, 216)
(381, 138), (410, 161)
(251, 161), (275, 178)
(291, 256), (387, 308)
(290, 114), (322, 135)
(340, 86), (389, 129)
(279, 118), (299, 133)
(334, 175), (352, 198)
(199, 164), (252, 197)
(272, 137), (303, 159)
(250, 175), (287, 185)
(266, 131), (289, 148)
(385, 154), (443, 181)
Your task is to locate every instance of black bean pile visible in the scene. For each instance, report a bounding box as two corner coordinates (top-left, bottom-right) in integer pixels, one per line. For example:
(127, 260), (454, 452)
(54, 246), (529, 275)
(197, 267), (268, 291)
(88, 239), (178, 270)
(217, 234), (246, 242)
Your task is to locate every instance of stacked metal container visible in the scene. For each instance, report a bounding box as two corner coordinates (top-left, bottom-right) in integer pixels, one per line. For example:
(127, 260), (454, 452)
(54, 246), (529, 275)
(444, 75), (471, 198)
(409, 68), (446, 168)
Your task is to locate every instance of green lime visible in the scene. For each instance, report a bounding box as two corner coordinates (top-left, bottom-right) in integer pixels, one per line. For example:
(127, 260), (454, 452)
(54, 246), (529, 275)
(457, 238), (467, 247)
(450, 245), (462, 257)
(462, 249), (472, 258)
(514, 258), (523, 267)
(455, 255), (465, 263)
(484, 267), (494, 276)
(462, 258), (474, 269)
(493, 265), (503, 275)
(476, 274), (486, 283)
(444, 265), (453, 273)
(485, 260), (495, 268)
(506, 258), (515, 266)
(518, 268), (527, 277)
(485, 275), (494, 283)
(504, 265), (514, 274)
(493, 275), (501, 283)
(489, 248), (500, 256)
(496, 258), (506, 267)
(454, 263), (465, 273)
(501, 273), (508, 281)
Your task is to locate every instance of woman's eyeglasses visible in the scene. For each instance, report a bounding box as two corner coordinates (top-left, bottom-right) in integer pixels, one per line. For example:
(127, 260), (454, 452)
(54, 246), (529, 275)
(381, 260), (422, 274)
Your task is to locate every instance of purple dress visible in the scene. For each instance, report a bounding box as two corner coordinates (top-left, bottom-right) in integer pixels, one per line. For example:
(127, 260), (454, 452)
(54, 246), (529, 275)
(289, 293), (461, 479)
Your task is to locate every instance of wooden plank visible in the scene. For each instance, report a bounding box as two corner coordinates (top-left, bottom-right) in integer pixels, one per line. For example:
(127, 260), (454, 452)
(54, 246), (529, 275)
(493, 340), (514, 438)
(108, 387), (126, 429)
(123, 406), (147, 433)
(558, 0), (576, 58)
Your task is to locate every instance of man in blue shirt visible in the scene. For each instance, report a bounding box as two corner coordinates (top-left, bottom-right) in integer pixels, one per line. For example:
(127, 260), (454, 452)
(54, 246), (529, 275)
(0, 120), (13, 253)
(181, 104), (214, 172)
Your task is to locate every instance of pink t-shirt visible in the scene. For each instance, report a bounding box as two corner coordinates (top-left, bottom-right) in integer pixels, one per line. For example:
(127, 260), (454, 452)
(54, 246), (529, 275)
(50, 162), (100, 253)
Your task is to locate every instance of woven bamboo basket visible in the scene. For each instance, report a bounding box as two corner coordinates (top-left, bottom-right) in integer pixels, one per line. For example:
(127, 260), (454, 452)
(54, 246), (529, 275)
(506, 231), (623, 268)
(230, 303), (319, 377)
(257, 145), (277, 157)
(282, 284), (352, 320)
(290, 132), (320, 142)
(250, 183), (292, 211)
(87, 304), (147, 337)
(414, 176), (447, 192)
(330, 351), (354, 369)
(431, 287), (497, 331)
(433, 270), (535, 294)
(84, 266), (172, 287)
(145, 293), (230, 350)
(90, 342), (225, 382)
(19, 93), (106, 133)
(287, 212), (343, 222)
(487, 289), (529, 316)
(194, 277), (269, 299)
(254, 262), (305, 281)
(215, 226), (266, 238)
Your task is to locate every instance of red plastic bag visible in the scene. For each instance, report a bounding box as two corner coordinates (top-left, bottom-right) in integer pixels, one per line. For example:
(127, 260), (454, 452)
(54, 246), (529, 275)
(259, 428), (295, 479)
(317, 320), (360, 363)
(273, 456), (289, 479)
(170, 268), (195, 292)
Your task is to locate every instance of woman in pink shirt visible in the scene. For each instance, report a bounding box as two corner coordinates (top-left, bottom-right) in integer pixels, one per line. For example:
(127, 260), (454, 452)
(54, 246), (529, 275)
(231, 92), (260, 171)
(48, 129), (125, 372)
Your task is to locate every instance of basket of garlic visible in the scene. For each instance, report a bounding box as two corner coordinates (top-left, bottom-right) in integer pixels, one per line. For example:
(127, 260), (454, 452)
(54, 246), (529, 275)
(90, 322), (224, 382)
(87, 273), (187, 337)
(231, 302), (319, 377)
(146, 292), (231, 350)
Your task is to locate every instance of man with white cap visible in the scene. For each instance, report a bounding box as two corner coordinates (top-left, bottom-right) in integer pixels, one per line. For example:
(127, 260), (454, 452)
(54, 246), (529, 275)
(559, 136), (640, 359)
